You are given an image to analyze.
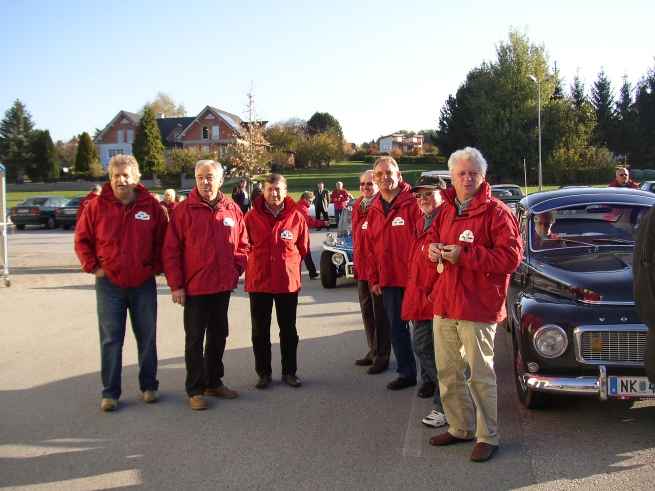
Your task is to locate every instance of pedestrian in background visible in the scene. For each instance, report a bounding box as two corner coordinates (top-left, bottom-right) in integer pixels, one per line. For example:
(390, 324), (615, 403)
(608, 168), (639, 188)
(232, 179), (250, 214)
(331, 181), (349, 225)
(163, 160), (249, 411)
(74, 155), (167, 412)
(77, 183), (101, 223)
(296, 191), (329, 280)
(313, 182), (330, 229)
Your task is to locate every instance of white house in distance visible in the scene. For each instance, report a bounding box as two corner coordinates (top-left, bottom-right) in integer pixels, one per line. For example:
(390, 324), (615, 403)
(378, 133), (425, 154)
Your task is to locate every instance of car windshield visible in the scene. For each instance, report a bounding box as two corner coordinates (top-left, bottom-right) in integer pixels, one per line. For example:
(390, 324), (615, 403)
(337, 207), (352, 237)
(531, 203), (651, 250)
(20, 198), (48, 206)
(68, 196), (83, 206)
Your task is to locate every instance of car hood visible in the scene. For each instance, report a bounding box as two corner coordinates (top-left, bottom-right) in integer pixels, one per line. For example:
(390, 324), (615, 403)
(533, 250), (634, 304)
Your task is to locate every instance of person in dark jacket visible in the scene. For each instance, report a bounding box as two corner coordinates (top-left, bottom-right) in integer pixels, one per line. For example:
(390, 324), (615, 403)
(296, 191), (329, 279)
(313, 182), (330, 229)
(232, 179), (250, 214)
(368, 156), (422, 391)
(75, 155), (167, 412)
(633, 205), (655, 383)
(163, 160), (249, 411)
(250, 181), (263, 203)
(426, 147), (523, 463)
(401, 174), (447, 428)
(352, 170), (391, 374)
(244, 174), (309, 389)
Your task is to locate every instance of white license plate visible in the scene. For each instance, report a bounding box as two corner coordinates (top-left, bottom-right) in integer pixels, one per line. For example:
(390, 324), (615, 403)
(17, 209), (29, 213)
(64, 209), (77, 215)
(608, 376), (655, 398)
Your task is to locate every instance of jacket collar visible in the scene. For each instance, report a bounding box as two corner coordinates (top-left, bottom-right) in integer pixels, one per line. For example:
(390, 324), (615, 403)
(442, 181), (492, 217)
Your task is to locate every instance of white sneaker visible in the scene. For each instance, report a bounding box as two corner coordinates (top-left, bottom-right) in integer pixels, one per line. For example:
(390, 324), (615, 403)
(422, 410), (447, 428)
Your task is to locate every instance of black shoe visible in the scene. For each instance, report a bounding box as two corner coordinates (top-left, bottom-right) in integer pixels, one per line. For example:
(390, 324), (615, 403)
(386, 377), (417, 391)
(417, 381), (437, 398)
(316, 228), (322, 232)
(254, 375), (272, 389)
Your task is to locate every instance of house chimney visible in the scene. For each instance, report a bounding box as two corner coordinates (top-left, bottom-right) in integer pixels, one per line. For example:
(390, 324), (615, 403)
(157, 114), (165, 119)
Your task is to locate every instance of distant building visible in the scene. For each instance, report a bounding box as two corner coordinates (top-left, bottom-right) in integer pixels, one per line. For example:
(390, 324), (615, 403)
(378, 133), (425, 154)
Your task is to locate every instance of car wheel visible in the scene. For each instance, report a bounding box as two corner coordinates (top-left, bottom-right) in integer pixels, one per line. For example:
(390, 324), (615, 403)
(16, 224), (25, 230)
(45, 217), (56, 229)
(513, 333), (548, 409)
(62, 224), (72, 230)
(320, 251), (338, 289)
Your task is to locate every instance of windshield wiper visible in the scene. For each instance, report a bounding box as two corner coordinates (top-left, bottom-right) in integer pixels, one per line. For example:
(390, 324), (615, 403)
(541, 237), (599, 252)
(591, 237), (634, 245)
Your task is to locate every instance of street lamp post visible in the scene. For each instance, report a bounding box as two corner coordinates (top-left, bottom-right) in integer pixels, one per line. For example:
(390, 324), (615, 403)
(527, 73), (555, 191)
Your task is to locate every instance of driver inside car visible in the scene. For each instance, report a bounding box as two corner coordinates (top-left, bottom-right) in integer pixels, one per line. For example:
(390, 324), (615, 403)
(533, 211), (561, 247)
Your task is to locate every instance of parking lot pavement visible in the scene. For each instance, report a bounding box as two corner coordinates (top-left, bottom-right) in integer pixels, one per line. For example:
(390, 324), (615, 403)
(1, 228), (655, 490)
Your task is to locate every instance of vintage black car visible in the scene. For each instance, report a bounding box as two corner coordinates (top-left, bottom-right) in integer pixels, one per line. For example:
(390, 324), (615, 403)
(506, 187), (655, 408)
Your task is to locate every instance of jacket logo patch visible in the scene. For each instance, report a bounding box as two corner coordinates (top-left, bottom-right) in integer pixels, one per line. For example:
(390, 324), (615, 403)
(280, 230), (294, 240)
(392, 217), (405, 226)
(362, 221), (368, 230)
(223, 217), (235, 226)
(459, 230), (474, 243)
(135, 211), (150, 220)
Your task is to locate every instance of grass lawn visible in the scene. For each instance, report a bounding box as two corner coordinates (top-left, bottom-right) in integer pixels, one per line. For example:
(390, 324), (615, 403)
(2, 161), (586, 208)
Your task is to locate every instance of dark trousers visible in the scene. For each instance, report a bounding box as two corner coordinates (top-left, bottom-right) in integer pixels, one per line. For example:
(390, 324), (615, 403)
(357, 280), (391, 366)
(250, 292), (299, 376)
(303, 252), (317, 277)
(183, 291), (231, 397)
(381, 286), (417, 379)
(315, 208), (329, 227)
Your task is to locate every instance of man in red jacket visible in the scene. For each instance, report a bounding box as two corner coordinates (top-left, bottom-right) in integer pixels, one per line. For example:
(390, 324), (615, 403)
(369, 157), (421, 390)
(427, 147), (523, 462)
(330, 181), (349, 225)
(608, 168), (639, 188)
(401, 174), (447, 428)
(75, 155), (167, 412)
(77, 184), (101, 223)
(352, 170), (390, 374)
(296, 191), (329, 279)
(162, 160), (249, 411)
(244, 174), (309, 389)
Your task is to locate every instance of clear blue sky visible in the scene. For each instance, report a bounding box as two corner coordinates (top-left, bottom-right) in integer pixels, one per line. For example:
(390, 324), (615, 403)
(1, 0), (653, 146)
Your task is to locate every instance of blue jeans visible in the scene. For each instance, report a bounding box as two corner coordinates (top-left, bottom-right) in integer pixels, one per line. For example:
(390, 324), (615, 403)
(96, 275), (159, 399)
(334, 209), (343, 226)
(412, 320), (444, 412)
(381, 287), (417, 379)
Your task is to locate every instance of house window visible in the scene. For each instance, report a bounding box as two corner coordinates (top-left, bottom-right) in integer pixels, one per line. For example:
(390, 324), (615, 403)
(127, 130), (134, 143)
(202, 126), (209, 140)
(202, 145), (209, 154)
(117, 130), (124, 144)
(108, 149), (124, 159)
(212, 125), (219, 140)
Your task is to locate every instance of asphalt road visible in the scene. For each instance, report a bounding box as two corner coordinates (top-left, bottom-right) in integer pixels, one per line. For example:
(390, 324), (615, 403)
(1, 226), (654, 491)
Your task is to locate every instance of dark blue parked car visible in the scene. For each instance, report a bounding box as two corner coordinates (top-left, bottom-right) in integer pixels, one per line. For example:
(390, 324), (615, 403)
(320, 206), (354, 288)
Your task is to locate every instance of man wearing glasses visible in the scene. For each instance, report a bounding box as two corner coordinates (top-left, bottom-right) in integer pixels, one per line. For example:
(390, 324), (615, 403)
(401, 174), (448, 428)
(352, 170), (391, 374)
(368, 157), (421, 390)
(609, 168), (639, 189)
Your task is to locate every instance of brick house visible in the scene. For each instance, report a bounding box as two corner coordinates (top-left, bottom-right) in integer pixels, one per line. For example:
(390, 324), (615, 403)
(94, 111), (141, 168)
(378, 133), (425, 154)
(174, 106), (247, 159)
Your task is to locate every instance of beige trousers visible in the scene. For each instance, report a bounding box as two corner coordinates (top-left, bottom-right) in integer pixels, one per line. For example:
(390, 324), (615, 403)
(433, 315), (498, 445)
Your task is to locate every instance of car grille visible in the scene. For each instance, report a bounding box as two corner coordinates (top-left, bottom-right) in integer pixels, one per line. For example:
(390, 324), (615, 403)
(578, 330), (645, 364)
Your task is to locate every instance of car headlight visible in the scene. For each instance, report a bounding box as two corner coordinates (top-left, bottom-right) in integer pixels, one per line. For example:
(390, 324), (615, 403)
(331, 254), (344, 266)
(326, 235), (337, 247)
(533, 325), (568, 358)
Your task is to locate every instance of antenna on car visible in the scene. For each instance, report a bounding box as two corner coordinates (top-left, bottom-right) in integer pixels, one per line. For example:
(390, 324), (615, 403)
(524, 159), (528, 196)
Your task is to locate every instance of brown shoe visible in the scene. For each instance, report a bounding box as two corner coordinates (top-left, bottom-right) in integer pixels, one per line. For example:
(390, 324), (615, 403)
(366, 363), (389, 375)
(281, 374), (302, 387)
(254, 375), (272, 389)
(205, 385), (237, 399)
(143, 390), (159, 403)
(189, 395), (207, 410)
(354, 357), (373, 366)
(429, 432), (474, 446)
(470, 442), (498, 462)
(100, 398), (117, 412)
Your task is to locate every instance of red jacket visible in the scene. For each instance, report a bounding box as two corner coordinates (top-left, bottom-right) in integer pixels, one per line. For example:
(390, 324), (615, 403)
(244, 195), (309, 294)
(368, 182), (422, 288)
(402, 210), (441, 322)
(608, 179), (639, 189)
(74, 182), (168, 289)
(351, 193), (378, 281)
(162, 188), (249, 296)
(330, 189), (349, 211)
(77, 191), (99, 222)
(427, 182), (523, 324)
(162, 201), (176, 213)
(295, 199), (324, 229)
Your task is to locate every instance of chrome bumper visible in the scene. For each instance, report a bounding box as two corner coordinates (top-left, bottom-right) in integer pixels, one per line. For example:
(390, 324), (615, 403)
(522, 365), (611, 400)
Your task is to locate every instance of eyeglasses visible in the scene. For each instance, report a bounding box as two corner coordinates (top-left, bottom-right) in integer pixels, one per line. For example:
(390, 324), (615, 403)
(618, 174), (627, 177)
(374, 170), (394, 179)
(413, 190), (435, 199)
(359, 181), (374, 187)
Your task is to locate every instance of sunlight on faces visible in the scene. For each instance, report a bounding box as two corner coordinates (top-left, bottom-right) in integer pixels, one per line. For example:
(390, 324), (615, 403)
(534, 212), (555, 238)
(452, 159), (484, 202)
(373, 161), (400, 193)
(359, 171), (377, 199)
(195, 164), (223, 201)
(110, 165), (137, 201)
(264, 179), (287, 211)
(415, 188), (441, 215)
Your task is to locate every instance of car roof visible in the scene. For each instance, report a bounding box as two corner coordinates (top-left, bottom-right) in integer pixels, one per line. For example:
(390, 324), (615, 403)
(521, 187), (655, 213)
